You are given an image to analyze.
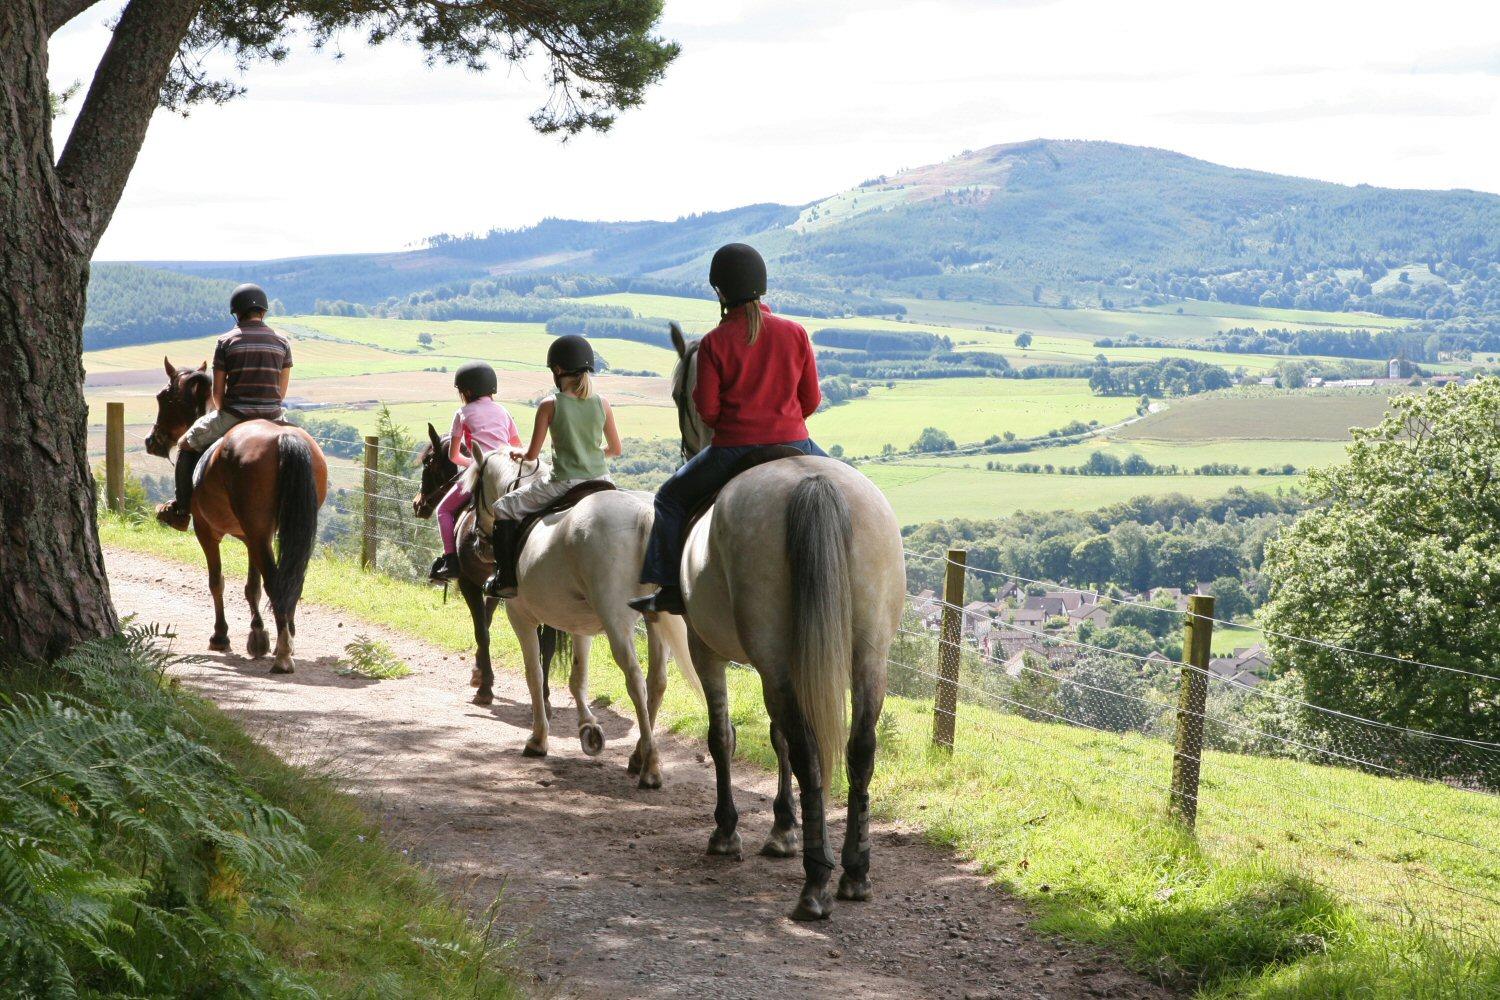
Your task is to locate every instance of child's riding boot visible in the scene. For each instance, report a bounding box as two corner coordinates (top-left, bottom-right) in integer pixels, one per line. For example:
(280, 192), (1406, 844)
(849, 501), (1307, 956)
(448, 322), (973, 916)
(154, 448), (201, 531)
(483, 521), (522, 599)
(429, 553), (460, 582)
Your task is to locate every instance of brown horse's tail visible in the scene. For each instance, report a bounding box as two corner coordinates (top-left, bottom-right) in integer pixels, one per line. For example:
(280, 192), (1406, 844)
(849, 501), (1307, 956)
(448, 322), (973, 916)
(785, 474), (853, 797)
(269, 433), (319, 618)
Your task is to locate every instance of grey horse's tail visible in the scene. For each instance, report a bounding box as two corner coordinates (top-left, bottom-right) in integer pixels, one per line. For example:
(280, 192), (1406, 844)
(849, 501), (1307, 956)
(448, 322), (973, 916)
(269, 433), (319, 618)
(785, 474), (853, 795)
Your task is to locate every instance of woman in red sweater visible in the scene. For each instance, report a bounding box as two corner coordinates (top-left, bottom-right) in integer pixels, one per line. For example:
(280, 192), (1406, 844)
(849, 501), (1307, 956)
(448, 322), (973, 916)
(630, 243), (826, 615)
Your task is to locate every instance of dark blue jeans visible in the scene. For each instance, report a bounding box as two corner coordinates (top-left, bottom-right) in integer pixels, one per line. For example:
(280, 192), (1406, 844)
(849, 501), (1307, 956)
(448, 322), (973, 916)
(640, 438), (827, 587)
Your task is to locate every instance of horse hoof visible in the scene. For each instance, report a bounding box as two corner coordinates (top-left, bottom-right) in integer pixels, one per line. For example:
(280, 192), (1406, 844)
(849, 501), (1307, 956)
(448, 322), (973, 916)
(580, 724), (605, 756)
(836, 874), (872, 901)
(471, 690), (494, 706)
(245, 630), (270, 658)
(522, 741), (548, 758)
(760, 828), (800, 858)
(637, 769), (662, 791)
(469, 668), (482, 688)
(706, 829), (742, 859)
(208, 635), (230, 653)
(790, 889), (834, 922)
(270, 661), (294, 675)
(626, 750), (642, 775)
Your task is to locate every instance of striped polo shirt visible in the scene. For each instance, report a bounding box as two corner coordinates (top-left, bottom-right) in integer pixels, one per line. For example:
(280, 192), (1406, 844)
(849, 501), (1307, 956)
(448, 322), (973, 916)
(212, 320), (293, 418)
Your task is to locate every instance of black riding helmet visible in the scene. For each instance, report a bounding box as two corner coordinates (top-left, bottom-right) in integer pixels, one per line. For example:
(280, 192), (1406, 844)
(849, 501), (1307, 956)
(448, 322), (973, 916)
(454, 360), (498, 399)
(546, 335), (595, 386)
(229, 283), (269, 318)
(708, 243), (767, 307)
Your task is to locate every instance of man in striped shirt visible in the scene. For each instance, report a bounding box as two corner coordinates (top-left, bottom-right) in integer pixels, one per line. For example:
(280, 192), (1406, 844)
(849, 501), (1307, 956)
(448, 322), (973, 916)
(156, 283), (293, 530)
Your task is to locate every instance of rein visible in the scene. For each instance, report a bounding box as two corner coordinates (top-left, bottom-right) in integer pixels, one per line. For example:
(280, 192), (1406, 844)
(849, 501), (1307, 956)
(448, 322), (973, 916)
(472, 452), (541, 523)
(416, 466), (463, 512)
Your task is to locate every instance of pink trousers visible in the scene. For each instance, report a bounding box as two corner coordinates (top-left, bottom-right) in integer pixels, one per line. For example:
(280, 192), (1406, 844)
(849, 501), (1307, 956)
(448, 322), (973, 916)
(436, 483), (470, 555)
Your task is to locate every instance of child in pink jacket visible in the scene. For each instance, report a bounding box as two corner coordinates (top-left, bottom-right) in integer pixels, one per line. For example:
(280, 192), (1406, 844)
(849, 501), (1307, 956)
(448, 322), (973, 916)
(430, 362), (521, 580)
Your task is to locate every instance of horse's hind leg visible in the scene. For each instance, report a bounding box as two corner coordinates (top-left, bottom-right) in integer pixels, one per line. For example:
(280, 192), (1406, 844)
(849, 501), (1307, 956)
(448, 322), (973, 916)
(244, 566), (270, 659)
(837, 652), (885, 902)
(759, 719), (800, 858)
(691, 633), (740, 856)
(569, 634), (605, 756)
(254, 541), (294, 674)
(765, 678), (836, 921)
(605, 621), (660, 789)
(196, 524), (230, 653)
(630, 624), (670, 777)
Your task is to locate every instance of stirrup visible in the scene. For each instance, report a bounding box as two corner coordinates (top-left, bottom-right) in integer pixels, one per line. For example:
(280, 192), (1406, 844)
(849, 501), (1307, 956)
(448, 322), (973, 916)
(155, 501), (191, 532)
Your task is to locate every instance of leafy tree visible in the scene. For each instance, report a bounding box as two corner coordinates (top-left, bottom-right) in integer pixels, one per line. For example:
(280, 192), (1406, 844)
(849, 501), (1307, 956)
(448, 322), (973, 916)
(0, 1), (676, 659)
(912, 427), (957, 453)
(1015, 331), (1033, 348)
(1056, 652), (1155, 733)
(1208, 576), (1253, 621)
(1070, 535), (1115, 588)
(1108, 599), (1180, 640)
(1261, 380), (1500, 766)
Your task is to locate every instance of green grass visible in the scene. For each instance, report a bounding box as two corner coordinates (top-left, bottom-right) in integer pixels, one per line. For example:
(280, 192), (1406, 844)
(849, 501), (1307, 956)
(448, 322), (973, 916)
(860, 463), (1292, 525)
(99, 513), (1499, 998)
(808, 377), (1141, 457)
(1118, 391), (1405, 443)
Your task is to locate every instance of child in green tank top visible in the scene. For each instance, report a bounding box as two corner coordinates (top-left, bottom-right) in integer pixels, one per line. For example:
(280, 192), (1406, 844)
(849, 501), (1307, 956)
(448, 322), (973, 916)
(483, 337), (622, 597)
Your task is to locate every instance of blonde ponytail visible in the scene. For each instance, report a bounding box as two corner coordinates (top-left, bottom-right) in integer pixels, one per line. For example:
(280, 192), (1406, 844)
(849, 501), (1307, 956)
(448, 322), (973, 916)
(564, 370), (594, 400)
(744, 300), (763, 346)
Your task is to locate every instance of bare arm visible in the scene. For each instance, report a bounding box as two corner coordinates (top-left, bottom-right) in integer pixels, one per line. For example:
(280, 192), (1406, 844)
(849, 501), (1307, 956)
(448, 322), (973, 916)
(601, 398), (623, 458)
(519, 399), (555, 461)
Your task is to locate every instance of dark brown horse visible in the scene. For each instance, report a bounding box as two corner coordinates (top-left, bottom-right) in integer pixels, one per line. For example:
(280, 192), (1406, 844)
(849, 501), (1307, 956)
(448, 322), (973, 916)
(146, 359), (327, 673)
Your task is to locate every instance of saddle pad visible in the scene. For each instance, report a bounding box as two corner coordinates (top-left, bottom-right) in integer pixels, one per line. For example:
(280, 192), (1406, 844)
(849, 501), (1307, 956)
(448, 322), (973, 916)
(684, 445), (807, 537)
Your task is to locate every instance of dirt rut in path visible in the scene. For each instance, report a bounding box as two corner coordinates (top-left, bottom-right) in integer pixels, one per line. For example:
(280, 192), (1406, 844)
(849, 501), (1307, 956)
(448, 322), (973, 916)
(105, 548), (1171, 1000)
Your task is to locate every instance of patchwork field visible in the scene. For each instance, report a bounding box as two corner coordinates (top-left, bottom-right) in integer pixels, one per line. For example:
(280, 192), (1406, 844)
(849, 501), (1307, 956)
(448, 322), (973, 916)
(82, 297), (1415, 525)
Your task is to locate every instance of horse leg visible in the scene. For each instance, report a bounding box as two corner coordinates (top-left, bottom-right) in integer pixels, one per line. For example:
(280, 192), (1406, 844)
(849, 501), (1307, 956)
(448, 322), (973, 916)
(459, 579), (494, 704)
(504, 602), (549, 757)
(251, 539), (294, 675)
(767, 681), (836, 921)
(836, 661), (884, 902)
(197, 525), (231, 653)
(690, 633), (740, 858)
(244, 566), (270, 659)
(570, 634), (605, 757)
(606, 622), (660, 789)
(759, 719), (801, 858)
(630, 624), (670, 777)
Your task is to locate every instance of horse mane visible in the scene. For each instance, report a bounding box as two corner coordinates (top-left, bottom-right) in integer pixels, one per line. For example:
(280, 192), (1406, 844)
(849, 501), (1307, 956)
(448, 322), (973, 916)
(464, 447), (552, 498)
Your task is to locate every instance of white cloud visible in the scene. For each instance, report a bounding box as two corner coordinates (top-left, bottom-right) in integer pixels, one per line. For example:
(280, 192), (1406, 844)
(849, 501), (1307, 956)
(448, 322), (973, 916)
(47, 0), (1500, 261)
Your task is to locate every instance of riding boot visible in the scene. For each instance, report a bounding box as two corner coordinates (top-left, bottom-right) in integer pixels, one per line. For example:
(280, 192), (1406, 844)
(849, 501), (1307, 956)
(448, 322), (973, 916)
(155, 448), (201, 531)
(429, 553), (460, 582)
(483, 520), (522, 599)
(628, 586), (686, 616)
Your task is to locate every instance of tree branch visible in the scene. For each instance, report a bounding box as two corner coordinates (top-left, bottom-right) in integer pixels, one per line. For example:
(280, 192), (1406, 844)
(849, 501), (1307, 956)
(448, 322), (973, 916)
(54, 0), (200, 251)
(46, 0), (101, 35)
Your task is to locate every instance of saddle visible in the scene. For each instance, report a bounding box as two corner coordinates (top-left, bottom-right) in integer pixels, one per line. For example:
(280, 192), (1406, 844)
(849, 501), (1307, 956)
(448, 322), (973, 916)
(190, 417), (299, 490)
(684, 445), (807, 537)
(460, 479), (618, 578)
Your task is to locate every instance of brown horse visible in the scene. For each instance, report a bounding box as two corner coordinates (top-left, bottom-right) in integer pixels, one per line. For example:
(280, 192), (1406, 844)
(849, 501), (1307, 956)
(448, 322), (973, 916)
(145, 359), (327, 673)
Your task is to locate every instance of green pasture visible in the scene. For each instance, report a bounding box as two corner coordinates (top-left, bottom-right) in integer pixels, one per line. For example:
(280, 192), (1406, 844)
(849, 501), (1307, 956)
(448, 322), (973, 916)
(1117, 391), (1404, 443)
(1134, 299), (1409, 329)
(99, 513), (1499, 999)
(861, 463), (1292, 525)
(907, 436), (1352, 474)
(807, 377), (1141, 457)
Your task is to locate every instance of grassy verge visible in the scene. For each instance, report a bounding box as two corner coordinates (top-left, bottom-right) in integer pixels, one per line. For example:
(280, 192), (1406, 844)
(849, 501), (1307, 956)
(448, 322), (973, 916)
(2, 612), (519, 997)
(100, 513), (1498, 998)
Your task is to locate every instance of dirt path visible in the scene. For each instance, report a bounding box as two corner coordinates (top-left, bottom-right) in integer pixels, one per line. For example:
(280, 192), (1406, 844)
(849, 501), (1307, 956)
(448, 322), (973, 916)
(105, 548), (1170, 1000)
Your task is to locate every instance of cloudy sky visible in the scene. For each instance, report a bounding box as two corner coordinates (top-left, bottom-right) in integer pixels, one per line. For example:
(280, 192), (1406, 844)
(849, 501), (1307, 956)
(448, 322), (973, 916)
(48, 0), (1500, 262)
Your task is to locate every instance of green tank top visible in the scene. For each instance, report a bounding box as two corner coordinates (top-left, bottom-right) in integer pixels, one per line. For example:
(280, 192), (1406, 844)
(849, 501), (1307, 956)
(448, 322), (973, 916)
(549, 392), (608, 481)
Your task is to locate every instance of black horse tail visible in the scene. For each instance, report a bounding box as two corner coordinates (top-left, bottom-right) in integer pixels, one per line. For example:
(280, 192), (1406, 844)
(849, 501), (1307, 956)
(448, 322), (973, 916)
(269, 433), (319, 617)
(538, 625), (569, 691)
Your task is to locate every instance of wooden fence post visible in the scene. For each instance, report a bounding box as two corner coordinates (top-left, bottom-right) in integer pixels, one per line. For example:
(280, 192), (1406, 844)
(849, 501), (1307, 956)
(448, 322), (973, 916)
(362, 435), (379, 570)
(1170, 593), (1216, 828)
(932, 547), (967, 750)
(105, 402), (125, 513)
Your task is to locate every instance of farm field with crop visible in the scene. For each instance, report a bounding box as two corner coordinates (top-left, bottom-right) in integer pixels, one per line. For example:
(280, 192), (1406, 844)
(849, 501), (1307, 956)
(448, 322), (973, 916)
(1115, 389), (1406, 442)
(906, 435), (1350, 474)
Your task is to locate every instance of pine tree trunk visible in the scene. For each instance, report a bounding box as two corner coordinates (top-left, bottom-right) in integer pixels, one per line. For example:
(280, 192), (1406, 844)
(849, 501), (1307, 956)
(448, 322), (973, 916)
(0, 3), (118, 659)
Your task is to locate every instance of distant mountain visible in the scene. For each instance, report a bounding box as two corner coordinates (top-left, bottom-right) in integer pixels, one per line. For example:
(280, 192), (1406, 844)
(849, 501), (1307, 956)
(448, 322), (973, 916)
(94, 139), (1500, 347)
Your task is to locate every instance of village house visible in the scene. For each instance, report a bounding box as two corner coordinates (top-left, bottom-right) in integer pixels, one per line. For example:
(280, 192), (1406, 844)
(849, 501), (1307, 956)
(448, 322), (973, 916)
(1208, 644), (1273, 688)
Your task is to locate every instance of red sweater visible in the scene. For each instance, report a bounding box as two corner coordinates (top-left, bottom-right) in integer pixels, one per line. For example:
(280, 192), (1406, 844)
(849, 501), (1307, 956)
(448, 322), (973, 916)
(693, 303), (821, 447)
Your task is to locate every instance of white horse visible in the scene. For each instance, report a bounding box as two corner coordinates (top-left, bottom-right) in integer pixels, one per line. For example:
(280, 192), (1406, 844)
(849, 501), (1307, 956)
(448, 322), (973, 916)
(466, 445), (700, 789)
(665, 324), (906, 921)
